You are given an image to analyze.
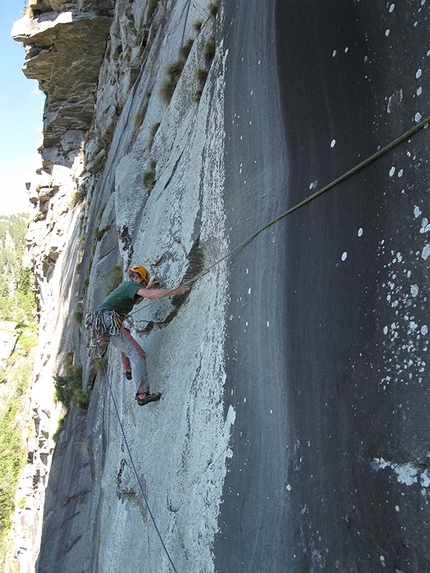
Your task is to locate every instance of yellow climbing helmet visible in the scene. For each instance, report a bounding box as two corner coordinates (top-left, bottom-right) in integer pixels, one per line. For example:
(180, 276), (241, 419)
(128, 265), (150, 284)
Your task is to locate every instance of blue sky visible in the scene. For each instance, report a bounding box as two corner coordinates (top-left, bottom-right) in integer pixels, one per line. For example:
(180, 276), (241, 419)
(0, 0), (45, 216)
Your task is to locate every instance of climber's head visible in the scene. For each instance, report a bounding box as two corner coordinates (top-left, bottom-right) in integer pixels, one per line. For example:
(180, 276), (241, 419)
(128, 265), (150, 286)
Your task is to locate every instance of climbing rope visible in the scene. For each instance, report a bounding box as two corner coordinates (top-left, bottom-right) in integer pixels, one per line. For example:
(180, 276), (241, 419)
(189, 116), (430, 284)
(96, 344), (179, 573)
(127, 115), (429, 318)
(88, 117), (428, 570)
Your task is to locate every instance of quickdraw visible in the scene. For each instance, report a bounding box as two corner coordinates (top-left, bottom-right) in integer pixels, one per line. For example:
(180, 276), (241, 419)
(84, 308), (123, 347)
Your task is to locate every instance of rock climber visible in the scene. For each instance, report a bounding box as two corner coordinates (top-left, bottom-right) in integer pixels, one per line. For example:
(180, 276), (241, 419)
(87, 265), (190, 406)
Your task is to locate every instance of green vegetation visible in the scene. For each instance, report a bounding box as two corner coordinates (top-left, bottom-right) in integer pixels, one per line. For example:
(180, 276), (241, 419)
(180, 38), (194, 59)
(193, 20), (203, 33)
(134, 90), (152, 133)
(167, 60), (185, 82)
(160, 60), (185, 103)
(0, 214), (37, 568)
(97, 201), (108, 223)
(196, 67), (209, 83)
(148, 122), (160, 151)
(72, 310), (83, 326)
(143, 170), (156, 190)
(113, 43), (123, 60)
(94, 355), (109, 377)
(195, 67), (209, 102)
(70, 186), (86, 208)
(209, 1), (219, 17)
(0, 214), (36, 323)
(160, 79), (175, 103)
(204, 37), (216, 61)
(54, 361), (88, 410)
(143, 159), (157, 191)
(147, 0), (159, 24)
(79, 277), (90, 300)
(0, 324), (36, 565)
(135, 104), (148, 129)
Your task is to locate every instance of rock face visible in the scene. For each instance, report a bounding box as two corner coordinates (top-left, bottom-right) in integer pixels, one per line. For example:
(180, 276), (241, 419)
(10, 0), (430, 572)
(11, 1), (232, 572)
(12, 3), (113, 167)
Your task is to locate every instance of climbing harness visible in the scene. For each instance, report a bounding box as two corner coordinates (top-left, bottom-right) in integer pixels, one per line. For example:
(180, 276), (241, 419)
(84, 308), (123, 347)
(95, 342), (179, 573)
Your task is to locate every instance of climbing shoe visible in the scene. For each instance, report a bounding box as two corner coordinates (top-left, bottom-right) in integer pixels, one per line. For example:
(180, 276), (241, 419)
(124, 371), (132, 380)
(135, 392), (161, 406)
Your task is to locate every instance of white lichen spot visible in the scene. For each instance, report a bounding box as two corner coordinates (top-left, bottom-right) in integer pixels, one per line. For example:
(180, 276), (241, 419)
(415, 112), (423, 122)
(414, 205), (422, 218)
(395, 505), (400, 512)
(332, 49), (337, 57)
(248, 287), (251, 295)
(421, 325), (428, 335)
(330, 139), (336, 148)
(416, 68), (422, 79)
(410, 284), (419, 297)
(421, 469), (430, 488)
(420, 218), (430, 233)
(421, 244), (430, 260)
(385, 29), (390, 36)
(267, 321), (270, 327)
(417, 87), (423, 96)
(398, 169), (403, 177)
(389, 166), (396, 177)
(395, 463), (419, 485)
(341, 252), (347, 261)
(371, 457), (419, 485)
(358, 227), (363, 237)
(387, 89), (403, 113)
(344, 47), (349, 53)
(389, 3), (395, 12)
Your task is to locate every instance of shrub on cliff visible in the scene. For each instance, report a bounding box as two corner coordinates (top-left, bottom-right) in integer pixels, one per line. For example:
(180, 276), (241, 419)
(54, 362), (89, 410)
(0, 215), (36, 566)
(0, 214), (36, 323)
(0, 323), (36, 559)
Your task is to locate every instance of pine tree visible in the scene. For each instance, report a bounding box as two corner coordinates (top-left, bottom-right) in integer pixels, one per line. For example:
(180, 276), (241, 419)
(0, 214), (35, 323)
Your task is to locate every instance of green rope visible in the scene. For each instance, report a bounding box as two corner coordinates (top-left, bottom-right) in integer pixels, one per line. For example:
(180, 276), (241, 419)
(190, 116), (430, 284)
(128, 116), (429, 317)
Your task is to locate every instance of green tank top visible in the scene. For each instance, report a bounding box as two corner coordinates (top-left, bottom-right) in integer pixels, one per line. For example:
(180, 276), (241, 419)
(98, 282), (142, 316)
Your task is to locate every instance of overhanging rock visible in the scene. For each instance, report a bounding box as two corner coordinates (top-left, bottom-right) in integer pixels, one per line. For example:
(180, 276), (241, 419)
(11, 5), (113, 164)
